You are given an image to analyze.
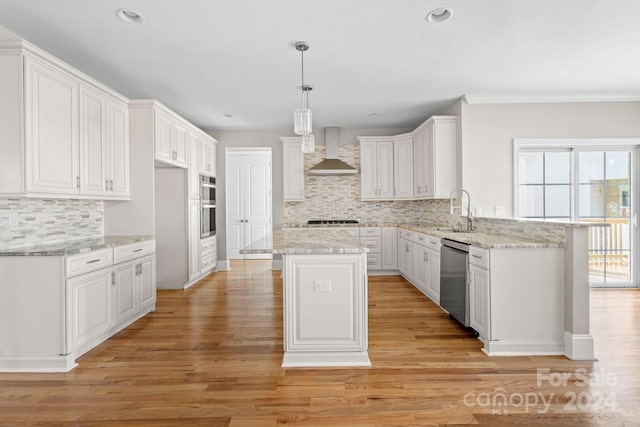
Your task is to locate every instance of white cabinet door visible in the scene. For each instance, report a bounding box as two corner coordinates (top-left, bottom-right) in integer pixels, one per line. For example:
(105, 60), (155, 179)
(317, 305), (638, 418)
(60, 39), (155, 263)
(79, 85), (108, 196)
(188, 199), (201, 281)
(173, 120), (188, 167)
(154, 109), (174, 164)
(423, 125), (435, 196)
(114, 260), (136, 323)
(137, 255), (156, 309)
(187, 133), (200, 199)
(377, 141), (394, 199)
(66, 268), (113, 353)
(413, 126), (434, 198)
(469, 263), (490, 339)
(427, 249), (441, 305)
(107, 99), (130, 198)
(381, 227), (397, 270)
(359, 141), (378, 199)
(198, 139), (217, 176)
(414, 245), (428, 293)
(282, 140), (305, 200)
(393, 135), (414, 198)
(25, 57), (80, 195)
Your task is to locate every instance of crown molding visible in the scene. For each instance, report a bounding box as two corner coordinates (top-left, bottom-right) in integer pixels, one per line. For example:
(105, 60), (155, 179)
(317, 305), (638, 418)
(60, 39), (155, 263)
(462, 94), (640, 105)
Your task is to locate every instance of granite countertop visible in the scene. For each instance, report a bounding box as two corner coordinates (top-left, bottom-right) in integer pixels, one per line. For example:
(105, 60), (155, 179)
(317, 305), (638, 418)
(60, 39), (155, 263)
(0, 235), (155, 256)
(282, 223), (564, 249)
(240, 229), (368, 255)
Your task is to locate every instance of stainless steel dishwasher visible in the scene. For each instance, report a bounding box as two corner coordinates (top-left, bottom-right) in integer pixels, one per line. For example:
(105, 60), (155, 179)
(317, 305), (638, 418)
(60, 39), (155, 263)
(440, 238), (470, 327)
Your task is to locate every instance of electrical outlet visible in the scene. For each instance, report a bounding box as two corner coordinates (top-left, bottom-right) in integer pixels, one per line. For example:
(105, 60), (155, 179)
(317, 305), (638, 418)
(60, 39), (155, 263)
(495, 206), (506, 217)
(314, 280), (332, 292)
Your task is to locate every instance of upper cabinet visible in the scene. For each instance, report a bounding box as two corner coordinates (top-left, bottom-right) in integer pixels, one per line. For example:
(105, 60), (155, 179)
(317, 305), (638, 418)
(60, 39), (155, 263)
(413, 116), (457, 198)
(154, 108), (187, 168)
(0, 41), (130, 200)
(358, 137), (394, 200)
(281, 137), (305, 201)
(199, 137), (217, 177)
(393, 134), (414, 199)
(357, 115), (457, 201)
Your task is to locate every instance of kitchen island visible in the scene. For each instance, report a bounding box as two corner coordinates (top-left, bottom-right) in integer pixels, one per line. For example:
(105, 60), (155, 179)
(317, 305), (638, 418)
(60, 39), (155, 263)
(241, 229), (370, 367)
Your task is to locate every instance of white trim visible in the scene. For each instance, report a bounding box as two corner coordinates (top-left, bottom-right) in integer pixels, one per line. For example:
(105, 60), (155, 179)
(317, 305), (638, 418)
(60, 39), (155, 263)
(563, 331), (596, 361)
(481, 339), (565, 356)
(0, 355), (77, 373)
(282, 351), (371, 368)
(366, 270), (401, 276)
(216, 260), (230, 271)
(463, 94), (640, 105)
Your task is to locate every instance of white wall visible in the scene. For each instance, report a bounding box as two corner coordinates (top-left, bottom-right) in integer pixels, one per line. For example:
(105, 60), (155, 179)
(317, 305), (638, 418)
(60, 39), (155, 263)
(460, 101), (640, 218)
(208, 127), (410, 261)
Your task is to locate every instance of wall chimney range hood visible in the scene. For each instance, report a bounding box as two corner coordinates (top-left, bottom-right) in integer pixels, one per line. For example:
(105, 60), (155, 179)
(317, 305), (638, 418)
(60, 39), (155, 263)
(308, 127), (358, 175)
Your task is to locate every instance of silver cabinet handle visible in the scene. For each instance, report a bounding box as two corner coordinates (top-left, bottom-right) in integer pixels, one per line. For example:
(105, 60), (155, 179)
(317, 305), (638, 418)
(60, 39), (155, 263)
(110, 180), (114, 190)
(76, 176), (80, 189)
(111, 272), (115, 286)
(472, 254), (483, 259)
(86, 259), (101, 264)
(105, 179), (109, 190)
(133, 248), (143, 253)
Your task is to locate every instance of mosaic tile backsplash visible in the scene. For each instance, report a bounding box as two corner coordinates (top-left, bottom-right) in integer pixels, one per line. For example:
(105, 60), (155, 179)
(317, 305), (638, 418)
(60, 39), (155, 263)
(0, 199), (104, 249)
(283, 144), (566, 245)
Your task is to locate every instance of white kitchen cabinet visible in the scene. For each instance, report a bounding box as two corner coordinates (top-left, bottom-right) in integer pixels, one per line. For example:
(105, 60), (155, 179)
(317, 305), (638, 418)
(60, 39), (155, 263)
(281, 137), (305, 201)
(66, 267), (114, 354)
(138, 256), (156, 309)
(360, 227), (382, 271)
(381, 227), (398, 270)
(358, 137), (394, 200)
(200, 234), (217, 273)
(0, 41), (130, 199)
(199, 138), (217, 176)
(414, 244), (429, 294)
(187, 133), (200, 199)
(188, 199), (201, 281)
(393, 134), (414, 198)
(154, 108), (187, 168)
(79, 84), (130, 199)
(114, 260), (136, 323)
(426, 246), (441, 304)
(469, 263), (490, 340)
(412, 116), (457, 198)
(25, 56), (80, 195)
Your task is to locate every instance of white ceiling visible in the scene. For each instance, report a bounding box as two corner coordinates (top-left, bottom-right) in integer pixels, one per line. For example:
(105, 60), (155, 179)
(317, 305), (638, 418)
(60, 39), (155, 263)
(1, 0), (639, 132)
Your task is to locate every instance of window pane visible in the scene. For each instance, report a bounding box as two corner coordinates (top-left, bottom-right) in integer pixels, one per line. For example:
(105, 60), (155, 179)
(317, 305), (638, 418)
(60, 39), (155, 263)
(545, 152), (570, 184)
(519, 185), (543, 217)
(545, 185), (570, 217)
(579, 184), (605, 217)
(605, 250), (631, 284)
(606, 152), (630, 180)
(605, 183), (631, 217)
(579, 152), (604, 183)
(519, 152), (543, 184)
(588, 249), (606, 283)
(587, 225), (607, 251)
(606, 219), (632, 251)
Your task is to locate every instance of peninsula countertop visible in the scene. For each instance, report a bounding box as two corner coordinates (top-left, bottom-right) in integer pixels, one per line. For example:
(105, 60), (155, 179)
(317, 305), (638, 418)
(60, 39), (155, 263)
(0, 235), (155, 256)
(240, 229), (369, 255)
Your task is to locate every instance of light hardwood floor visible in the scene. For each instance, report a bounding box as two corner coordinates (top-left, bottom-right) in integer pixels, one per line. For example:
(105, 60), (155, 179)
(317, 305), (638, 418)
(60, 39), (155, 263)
(0, 260), (638, 426)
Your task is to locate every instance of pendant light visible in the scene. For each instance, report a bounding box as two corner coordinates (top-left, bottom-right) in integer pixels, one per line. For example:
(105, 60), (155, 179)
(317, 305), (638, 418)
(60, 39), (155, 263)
(294, 41), (315, 153)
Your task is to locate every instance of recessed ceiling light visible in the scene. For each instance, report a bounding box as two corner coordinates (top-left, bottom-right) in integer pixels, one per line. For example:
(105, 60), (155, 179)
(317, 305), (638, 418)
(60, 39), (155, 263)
(222, 113), (233, 119)
(367, 113), (381, 118)
(426, 8), (453, 24)
(116, 9), (144, 24)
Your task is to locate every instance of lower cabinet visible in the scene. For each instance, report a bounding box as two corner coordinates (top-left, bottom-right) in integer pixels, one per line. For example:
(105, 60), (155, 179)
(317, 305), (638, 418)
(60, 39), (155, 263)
(469, 262), (490, 340)
(398, 229), (441, 306)
(426, 247), (441, 304)
(200, 235), (217, 273)
(66, 268), (114, 354)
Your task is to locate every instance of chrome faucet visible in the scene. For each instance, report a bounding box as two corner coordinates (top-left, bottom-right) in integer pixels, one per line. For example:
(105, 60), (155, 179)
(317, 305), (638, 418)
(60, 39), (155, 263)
(449, 188), (473, 232)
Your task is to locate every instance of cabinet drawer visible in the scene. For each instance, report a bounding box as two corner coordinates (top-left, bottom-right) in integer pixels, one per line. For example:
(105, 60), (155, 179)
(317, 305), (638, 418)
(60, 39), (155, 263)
(469, 246), (489, 268)
(366, 253), (383, 270)
(66, 248), (113, 278)
(400, 230), (415, 243)
(415, 233), (428, 247)
(200, 236), (216, 251)
(201, 253), (217, 271)
(113, 240), (156, 264)
(360, 227), (381, 237)
(360, 237), (382, 253)
(426, 236), (441, 251)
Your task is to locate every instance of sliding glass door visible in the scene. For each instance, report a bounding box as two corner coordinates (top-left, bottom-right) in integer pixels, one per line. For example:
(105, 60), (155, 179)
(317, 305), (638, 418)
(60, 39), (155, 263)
(578, 151), (633, 286)
(517, 144), (637, 287)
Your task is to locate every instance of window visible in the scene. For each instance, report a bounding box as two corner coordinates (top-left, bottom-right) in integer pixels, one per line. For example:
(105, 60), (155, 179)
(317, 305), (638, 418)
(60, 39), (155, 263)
(518, 150), (571, 220)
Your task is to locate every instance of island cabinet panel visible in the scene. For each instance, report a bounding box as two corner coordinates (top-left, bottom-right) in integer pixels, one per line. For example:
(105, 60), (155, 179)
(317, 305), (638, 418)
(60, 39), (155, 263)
(282, 253), (370, 367)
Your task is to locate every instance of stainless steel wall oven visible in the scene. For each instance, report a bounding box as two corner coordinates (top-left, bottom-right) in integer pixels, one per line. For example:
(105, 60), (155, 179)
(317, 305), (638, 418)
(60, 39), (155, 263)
(200, 175), (216, 238)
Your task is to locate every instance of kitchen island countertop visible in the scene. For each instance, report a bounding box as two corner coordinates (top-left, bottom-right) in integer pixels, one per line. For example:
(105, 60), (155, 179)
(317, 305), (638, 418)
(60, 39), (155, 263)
(240, 229), (368, 255)
(0, 235), (155, 257)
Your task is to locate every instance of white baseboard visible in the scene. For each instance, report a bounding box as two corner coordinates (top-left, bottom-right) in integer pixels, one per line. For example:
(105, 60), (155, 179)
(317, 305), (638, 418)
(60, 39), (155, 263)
(482, 339), (565, 356)
(0, 355), (77, 373)
(281, 351), (371, 368)
(367, 270), (401, 276)
(271, 259), (282, 270)
(564, 331), (596, 361)
(216, 260), (230, 271)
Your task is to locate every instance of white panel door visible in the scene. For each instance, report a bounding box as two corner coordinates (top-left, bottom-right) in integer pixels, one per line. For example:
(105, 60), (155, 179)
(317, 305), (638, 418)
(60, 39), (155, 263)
(381, 227), (397, 270)
(360, 142), (378, 199)
(393, 136), (414, 198)
(377, 141), (394, 199)
(107, 99), (130, 197)
(226, 151), (272, 260)
(25, 57), (79, 195)
(114, 260), (137, 323)
(79, 85), (107, 196)
(138, 256), (156, 309)
(188, 199), (201, 281)
(154, 109), (173, 163)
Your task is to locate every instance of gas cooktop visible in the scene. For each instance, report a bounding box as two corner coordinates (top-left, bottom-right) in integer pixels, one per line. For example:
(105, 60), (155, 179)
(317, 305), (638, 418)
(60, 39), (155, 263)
(307, 220), (359, 225)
